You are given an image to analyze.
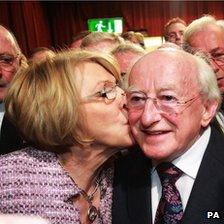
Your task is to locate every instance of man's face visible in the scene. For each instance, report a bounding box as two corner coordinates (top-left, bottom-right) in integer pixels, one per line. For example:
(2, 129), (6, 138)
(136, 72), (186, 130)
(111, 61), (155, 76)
(166, 22), (186, 46)
(187, 24), (224, 94)
(0, 31), (20, 101)
(128, 50), (214, 163)
(114, 51), (142, 76)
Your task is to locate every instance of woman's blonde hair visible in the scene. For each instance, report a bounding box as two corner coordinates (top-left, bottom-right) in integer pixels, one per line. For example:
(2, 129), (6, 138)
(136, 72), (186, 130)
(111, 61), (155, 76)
(5, 50), (120, 149)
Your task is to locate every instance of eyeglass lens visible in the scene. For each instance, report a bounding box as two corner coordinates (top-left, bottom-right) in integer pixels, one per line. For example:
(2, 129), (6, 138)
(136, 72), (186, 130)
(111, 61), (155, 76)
(127, 92), (199, 116)
(0, 54), (18, 72)
(103, 83), (117, 100)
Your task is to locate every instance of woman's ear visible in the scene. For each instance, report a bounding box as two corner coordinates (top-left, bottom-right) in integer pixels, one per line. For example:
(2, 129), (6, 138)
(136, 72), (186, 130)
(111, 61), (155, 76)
(201, 99), (219, 127)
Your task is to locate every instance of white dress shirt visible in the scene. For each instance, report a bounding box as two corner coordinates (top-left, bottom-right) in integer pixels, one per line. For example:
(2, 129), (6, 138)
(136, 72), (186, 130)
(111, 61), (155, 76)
(0, 102), (4, 132)
(151, 126), (211, 223)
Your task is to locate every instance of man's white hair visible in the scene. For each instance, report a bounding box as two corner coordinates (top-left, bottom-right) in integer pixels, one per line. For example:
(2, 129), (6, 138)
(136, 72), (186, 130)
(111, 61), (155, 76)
(194, 54), (221, 106)
(183, 15), (217, 43)
(129, 48), (222, 109)
(0, 24), (21, 54)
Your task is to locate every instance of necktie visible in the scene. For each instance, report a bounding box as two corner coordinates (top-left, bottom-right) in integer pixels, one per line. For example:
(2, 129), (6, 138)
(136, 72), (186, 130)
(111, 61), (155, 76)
(154, 162), (183, 224)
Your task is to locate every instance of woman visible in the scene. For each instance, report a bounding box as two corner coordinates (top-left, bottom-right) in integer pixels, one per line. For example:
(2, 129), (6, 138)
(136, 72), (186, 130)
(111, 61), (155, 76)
(0, 50), (134, 224)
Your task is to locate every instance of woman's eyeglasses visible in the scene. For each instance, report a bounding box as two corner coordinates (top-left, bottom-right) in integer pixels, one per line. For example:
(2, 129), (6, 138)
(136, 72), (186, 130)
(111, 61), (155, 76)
(84, 82), (118, 103)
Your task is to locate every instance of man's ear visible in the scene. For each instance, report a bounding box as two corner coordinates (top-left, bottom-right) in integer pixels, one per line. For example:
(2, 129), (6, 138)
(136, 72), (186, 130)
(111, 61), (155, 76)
(18, 54), (28, 69)
(201, 99), (219, 127)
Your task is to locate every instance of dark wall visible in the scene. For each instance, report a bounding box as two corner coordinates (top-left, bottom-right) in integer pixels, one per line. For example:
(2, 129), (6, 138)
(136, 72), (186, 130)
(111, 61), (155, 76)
(1, 1), (224, 56)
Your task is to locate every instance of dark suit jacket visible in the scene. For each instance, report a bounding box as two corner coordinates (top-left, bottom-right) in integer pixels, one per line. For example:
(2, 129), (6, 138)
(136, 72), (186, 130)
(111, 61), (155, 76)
(0, 115), (25, 154)
(112, 127), (224, 224)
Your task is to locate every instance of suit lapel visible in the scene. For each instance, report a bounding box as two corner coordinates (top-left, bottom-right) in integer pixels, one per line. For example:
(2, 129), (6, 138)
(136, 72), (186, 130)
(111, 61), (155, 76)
(182, 128), (224, 223)
(127, 155), (152, 224)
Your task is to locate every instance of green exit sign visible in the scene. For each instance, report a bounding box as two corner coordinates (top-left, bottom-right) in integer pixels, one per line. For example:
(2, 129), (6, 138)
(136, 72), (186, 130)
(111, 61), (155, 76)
(88, 17), (123, 33)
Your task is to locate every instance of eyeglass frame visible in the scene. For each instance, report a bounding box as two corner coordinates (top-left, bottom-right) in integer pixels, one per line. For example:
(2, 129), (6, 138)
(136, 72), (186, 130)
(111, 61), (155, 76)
(187, 47), (224, 73)
(0, 53), (20, 72)
(209, 55), (224, 73)
(126, 90), (202, 116)
(83, 82), (119, 103)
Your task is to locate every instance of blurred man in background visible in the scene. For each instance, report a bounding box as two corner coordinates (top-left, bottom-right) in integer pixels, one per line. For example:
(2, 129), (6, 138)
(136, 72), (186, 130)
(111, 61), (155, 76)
(111, 42), (146, 89)
(164, 17), (187, 47)
(0, 25), (27, 153)
(0, 25), (23, 126)
(183, 15), (224, 132)
(111, 42), (146, 76)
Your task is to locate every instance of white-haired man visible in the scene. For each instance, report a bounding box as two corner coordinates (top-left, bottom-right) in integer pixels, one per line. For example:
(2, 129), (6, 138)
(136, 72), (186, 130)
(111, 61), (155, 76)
(183, 15), (224, 132)
(0, 25), (21, 124)
(0, 25), (26, 153)
(111, 42), (146, 77)
(112, 48), (224, 224)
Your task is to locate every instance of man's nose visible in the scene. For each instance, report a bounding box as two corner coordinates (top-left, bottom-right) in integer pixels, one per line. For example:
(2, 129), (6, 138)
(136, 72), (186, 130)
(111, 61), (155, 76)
(140, 100), (162, 128)
(176, 33), (181, 40)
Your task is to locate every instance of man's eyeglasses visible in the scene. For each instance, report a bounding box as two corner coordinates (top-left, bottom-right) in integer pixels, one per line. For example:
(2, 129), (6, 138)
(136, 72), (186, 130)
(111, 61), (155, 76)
(126, 91), (201, 116)
(84, 82), (118, 103)
(209, 54), (224, 72)
(191, 49), (224, 72)
(0, 53), (20, 72)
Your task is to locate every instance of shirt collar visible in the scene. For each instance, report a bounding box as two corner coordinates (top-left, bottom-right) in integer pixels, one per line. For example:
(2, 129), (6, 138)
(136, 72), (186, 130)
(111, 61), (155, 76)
(0, 102), (4, 112)
(151, 126), (211, 179)
(173, 126), (211, 179)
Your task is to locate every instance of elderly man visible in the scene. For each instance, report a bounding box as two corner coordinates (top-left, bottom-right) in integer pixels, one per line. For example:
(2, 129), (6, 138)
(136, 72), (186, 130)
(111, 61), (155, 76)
(0, 25), (26, 153)
(183, 15), (224, 132)
(0, 25), (21, 125)
(111, 42), (145, 76)
(164, 17), (187, 47)
(112, 48), (224, 224)
(184, 15), (224, 95)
